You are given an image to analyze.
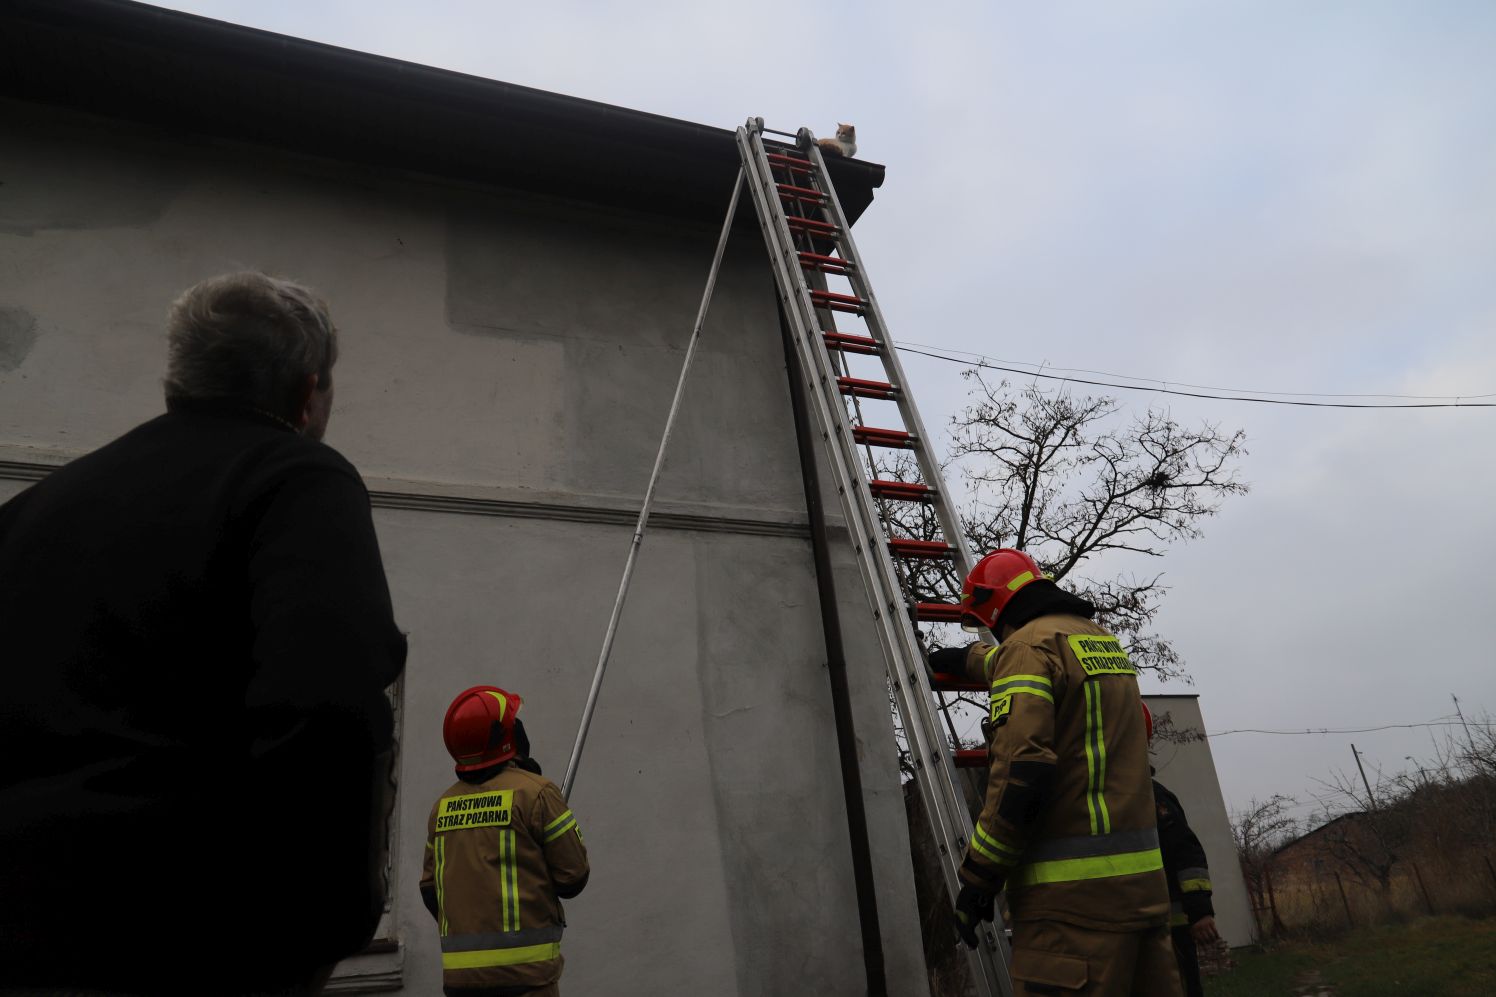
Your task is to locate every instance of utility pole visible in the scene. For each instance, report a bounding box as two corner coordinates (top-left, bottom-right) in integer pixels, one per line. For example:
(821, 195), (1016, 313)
(1350, 743), (1377, 810)
(1453, 694), (1476, 749)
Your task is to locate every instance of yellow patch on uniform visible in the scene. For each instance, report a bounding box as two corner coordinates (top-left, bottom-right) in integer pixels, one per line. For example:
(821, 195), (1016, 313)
(435, 789), (513, 832)
(1066, 634), (1136, 676)
(989, 693), (1013, 724)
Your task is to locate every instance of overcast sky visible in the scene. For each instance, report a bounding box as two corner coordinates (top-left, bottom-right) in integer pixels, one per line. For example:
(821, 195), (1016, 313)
(151, 1), (1496, 823)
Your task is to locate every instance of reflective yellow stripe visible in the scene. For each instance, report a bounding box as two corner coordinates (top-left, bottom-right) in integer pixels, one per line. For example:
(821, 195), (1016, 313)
(1006, 571), (1035, 591)
(435, 836), (448, 936)
(1180, 878), (1212, 893)
(1008, 686), (1055, 704)
(968, 834), (1006, 866)
(992, 674), (1051, 690)
(442, 942), (561, 970)
(1010, 847), (1163, 888)
(484, 690), (508, 720)
(542, 809), (577, 843)
(497, 829), (518, 931)
(543, 815), (578, 843)
(1169, 912), (1189, 927)
(1082, 682), (1111, 835)
(975, 823), (1021, 857)
(983, 645), (1000, 669)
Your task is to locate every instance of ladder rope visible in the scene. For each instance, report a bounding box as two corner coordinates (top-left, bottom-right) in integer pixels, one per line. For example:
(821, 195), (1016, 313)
(560, 167), (747, 799)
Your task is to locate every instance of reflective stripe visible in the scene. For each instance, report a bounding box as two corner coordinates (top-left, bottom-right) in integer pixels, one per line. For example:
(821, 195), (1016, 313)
(1023, 827), (1159, 863)
(435, 836), (448, 936)
(442, 942), (561, 970)
(1006, 571), (1035, 591)
(992, 674), (1052, 691)
(1082, 682), (1111, 835)
(990, 679), (1054, 705)
(1180, 878), (1213, 893)
(969, 823), (1021, 866)
(1170, 911), (1189, 927)
(983, 645), (1001, 669)
(498, 829), (519, 931)
(1010, 847), (1164, 888)
(441, 926), (564, 952)
(544, 817), (578, 842)
(1178, 866), (1210, 882)
(543, 810), (578, 843)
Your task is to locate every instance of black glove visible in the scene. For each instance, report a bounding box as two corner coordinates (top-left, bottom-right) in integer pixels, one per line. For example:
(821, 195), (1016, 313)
(927, 645), (968, 678)
(953, 884), (995, 949)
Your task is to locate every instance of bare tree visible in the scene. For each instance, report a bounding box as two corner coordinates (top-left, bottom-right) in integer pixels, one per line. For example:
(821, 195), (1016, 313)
(1310, 767), (1413, 893)
(1231, 794), (1298, 936)
(945, 373), (1249, 680)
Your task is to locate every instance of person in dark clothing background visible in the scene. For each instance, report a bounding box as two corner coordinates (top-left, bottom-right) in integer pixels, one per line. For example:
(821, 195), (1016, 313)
(0, 272), (407, 996)
(1143, 704), (1219, 997)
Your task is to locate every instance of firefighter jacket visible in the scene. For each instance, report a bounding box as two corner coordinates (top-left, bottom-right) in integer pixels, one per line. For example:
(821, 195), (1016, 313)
(956, 614), (1170, 931)
(1153, 779), (1215, 929)
(421, 764), (590, 995)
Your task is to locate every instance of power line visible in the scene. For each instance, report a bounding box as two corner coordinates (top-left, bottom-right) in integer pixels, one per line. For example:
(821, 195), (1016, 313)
(894, 341), (1496, 402)
(1208, 719), (1474, 738)
(894, 344), (1496, 409)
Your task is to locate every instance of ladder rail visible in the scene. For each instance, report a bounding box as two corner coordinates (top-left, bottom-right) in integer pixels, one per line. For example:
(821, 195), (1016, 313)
(737, 121), (1013, 996)
(798, 129), (977, 581)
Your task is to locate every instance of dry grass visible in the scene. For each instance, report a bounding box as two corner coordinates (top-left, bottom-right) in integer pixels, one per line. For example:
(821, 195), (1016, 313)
(1271, 848), (1496, 936)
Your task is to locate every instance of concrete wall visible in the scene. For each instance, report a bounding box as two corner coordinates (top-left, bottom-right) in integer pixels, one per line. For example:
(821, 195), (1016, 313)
(0, 97), (929, 995)
(1143, 695), (1257, 947)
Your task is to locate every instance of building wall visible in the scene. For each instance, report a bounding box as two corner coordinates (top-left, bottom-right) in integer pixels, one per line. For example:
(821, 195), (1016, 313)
(1143, 695), (1258, 947)
(0, 98), (930, 995)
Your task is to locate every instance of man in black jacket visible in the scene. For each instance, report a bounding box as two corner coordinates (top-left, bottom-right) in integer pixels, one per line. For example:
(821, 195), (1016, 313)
(0, 273), (407, 996)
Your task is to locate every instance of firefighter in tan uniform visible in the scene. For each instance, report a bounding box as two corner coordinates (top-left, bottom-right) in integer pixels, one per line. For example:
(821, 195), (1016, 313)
(421, 686), (590, 997)
(930, 550), (1182, 997)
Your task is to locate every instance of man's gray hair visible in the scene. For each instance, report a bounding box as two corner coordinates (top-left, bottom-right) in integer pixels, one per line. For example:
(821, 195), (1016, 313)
(164, 272), (339, 417)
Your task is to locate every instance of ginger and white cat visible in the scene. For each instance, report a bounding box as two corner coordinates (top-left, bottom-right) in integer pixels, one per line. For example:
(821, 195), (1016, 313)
(816, 123), (857, 158)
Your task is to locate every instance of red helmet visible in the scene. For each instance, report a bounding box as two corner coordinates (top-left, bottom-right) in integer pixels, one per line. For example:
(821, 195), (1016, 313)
(443, 686), (524, 773)
(960, 548), (1045, 630)
(1141, 701), (1154, 745)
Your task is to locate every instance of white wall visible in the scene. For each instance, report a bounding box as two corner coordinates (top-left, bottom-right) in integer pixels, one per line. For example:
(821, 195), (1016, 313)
(1143, 695), (1257, 947)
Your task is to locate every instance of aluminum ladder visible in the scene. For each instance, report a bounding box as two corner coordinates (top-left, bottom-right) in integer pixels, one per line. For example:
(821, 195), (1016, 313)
(736, 117), (1013, 997)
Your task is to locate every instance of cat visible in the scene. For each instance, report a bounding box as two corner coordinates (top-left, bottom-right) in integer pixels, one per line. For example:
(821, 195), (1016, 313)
(816, 123), (857, 158)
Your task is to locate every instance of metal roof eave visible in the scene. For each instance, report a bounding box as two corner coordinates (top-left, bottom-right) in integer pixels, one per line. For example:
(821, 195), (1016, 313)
(0, 0), (885, 225)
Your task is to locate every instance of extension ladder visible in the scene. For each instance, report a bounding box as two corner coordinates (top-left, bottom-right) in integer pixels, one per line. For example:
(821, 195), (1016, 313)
(736, 118), (1013, 996)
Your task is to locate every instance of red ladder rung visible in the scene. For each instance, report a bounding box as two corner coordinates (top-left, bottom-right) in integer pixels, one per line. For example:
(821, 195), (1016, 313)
(799, 252), (854, 275)
(767, 152), (814, 172)
(954, 749), (988, 769)
(777, 183), (827, 202)
(838, 376), (898, 400)
(914, 601), (964, 622)
(822, 331), (880, 355)
(868, 480), (932, 502)
(930, 670), (985, 692)
(787, 216), (838, 234)
(852, 426), (917, 449)
(889, 538), (957, 560)
(810, 289), (866, 314)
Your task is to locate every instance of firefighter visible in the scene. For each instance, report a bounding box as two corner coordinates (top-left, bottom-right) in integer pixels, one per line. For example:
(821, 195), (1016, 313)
(421, 686), (590, 997)
(929, 549), (1181, 997)
(1143, 703), (1219, 997)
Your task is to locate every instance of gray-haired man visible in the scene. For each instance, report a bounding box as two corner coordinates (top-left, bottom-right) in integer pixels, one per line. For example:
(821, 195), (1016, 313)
(0, 273), (407, 996)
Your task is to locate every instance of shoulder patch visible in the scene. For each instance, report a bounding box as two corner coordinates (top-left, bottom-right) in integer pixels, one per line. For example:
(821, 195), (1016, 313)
(1066, 634), (1136, 676)
(434, 789), (513, 832)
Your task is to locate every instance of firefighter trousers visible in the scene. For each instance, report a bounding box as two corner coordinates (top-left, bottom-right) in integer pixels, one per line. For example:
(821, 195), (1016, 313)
(1009, 919), (1184, 996)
